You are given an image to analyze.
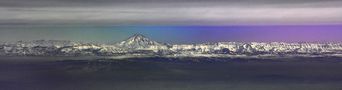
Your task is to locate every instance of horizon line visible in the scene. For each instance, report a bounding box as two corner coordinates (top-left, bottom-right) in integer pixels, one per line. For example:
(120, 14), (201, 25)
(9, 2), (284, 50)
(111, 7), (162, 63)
(2, 34), (342, 44)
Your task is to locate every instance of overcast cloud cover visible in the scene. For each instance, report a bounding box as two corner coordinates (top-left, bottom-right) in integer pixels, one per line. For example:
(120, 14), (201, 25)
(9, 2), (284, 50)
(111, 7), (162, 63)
(0, 0), (342, 25)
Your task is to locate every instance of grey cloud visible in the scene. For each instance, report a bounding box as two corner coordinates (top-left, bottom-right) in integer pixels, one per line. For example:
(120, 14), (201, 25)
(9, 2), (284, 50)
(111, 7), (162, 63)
(0, 0), (342, 25)
(1, 0), (342, 8)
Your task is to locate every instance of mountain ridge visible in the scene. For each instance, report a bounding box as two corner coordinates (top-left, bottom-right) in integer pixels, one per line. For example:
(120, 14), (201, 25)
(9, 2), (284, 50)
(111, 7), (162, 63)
(1, 34), (342, 58)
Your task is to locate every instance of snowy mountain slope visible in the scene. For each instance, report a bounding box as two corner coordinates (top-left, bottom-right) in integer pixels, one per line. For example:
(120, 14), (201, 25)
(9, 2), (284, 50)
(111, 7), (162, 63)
(116, 34), (169, 50)
(1, 34), (342, 58)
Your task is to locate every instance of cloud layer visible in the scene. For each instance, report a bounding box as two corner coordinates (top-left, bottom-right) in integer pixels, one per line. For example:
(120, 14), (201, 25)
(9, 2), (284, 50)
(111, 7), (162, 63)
(1, 0), (342, 25)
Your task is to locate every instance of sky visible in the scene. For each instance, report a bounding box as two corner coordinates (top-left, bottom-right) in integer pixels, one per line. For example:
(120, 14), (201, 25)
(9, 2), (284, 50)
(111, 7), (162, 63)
(0, 0), (342, 43)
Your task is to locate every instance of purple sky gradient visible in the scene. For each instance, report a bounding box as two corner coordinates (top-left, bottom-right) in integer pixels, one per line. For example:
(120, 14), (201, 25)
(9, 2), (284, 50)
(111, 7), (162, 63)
(0, 25), (341, 43)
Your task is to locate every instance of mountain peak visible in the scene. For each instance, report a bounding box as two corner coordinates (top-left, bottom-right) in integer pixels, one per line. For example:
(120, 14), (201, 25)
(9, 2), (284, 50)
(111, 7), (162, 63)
(128, 33), (149, 42)
(132, 33), (146, 38)
(117, 34), (167, 49)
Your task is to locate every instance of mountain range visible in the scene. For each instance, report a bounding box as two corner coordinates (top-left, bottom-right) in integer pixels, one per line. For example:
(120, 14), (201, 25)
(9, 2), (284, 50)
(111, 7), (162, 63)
(1, 34), (342, 58)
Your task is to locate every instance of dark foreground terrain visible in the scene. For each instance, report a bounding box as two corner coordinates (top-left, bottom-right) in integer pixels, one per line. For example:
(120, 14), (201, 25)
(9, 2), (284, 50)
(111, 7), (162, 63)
(1, 57), (342, 90)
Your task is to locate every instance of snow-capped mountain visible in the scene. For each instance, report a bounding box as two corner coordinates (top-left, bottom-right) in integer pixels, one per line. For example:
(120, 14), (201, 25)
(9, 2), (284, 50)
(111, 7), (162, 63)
(1, 34), (342, 58)
(116, 34), (169, 50)
(0, 40), (80, 56)
(15, 40), (80, 48)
